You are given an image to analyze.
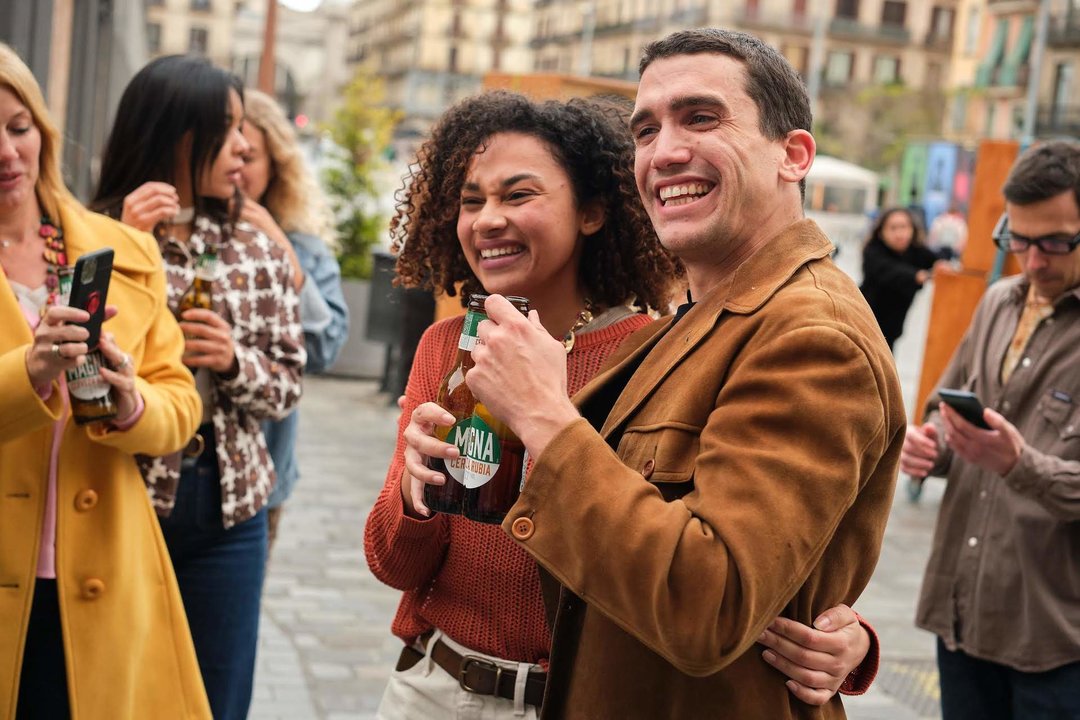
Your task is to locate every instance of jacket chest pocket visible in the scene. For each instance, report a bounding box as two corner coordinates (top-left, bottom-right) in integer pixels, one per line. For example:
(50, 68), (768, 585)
(616, 422), (700, 501)
(1037, 389), (1080, 443)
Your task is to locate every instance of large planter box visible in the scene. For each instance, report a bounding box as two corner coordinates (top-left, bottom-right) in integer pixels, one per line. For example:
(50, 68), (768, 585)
(325, 278), (387, 379)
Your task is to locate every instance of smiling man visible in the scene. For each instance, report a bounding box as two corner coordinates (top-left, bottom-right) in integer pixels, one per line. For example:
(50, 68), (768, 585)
(464, 29), (905, 718)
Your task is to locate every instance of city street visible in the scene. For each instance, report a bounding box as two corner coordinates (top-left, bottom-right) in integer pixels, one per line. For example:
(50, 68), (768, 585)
(251, 285), (946, 720)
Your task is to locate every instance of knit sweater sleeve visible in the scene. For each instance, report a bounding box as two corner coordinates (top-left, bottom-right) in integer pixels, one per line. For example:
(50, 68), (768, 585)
(363, 318), (462, 592)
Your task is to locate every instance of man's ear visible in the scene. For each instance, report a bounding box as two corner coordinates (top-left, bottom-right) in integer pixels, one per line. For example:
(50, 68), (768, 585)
(779, 129), (816, 185)
(579, 200), (606, 237)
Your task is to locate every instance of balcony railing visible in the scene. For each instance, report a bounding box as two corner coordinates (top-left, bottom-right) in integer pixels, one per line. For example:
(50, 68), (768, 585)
(1036, 104), (1080, 136)
(1048, 13), (1080, 46)
(976, 62), (1030, 89)
(737, 7), (814, 33)
(923, 31), (953, 51)
(828, 17), (911, 44)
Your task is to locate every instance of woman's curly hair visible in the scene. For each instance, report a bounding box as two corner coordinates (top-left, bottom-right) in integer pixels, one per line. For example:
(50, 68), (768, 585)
(390, 90), (683, 312)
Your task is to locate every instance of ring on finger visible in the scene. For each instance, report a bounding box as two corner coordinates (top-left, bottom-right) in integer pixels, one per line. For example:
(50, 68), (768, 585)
(117, 354), (133, 371)
(51, 343), (62, 359)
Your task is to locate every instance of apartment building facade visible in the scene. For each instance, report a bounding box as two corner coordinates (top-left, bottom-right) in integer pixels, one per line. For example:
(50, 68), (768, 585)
(348, 0), (535, 133)
(946, 0), (1079, 141)
(531, 0), (958, 92)
(231, 1), (352, 123)
(144, 0), (235, 67)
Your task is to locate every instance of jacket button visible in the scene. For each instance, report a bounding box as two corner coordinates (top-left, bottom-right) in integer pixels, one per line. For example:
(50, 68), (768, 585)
(642, 459), (656, 479)
(74, 489), (98, 511)
(511, 517), (535, 541)
(82, 578), (105, 600)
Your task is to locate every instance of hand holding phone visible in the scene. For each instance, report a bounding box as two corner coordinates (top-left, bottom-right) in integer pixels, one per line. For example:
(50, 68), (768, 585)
(938, 389), (991, 430)
(67, 248), (114, 350)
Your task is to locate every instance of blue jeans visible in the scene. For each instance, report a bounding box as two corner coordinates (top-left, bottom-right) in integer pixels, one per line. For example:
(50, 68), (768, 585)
(938, 637), (1080, 720)
(160, 424), (267, 720)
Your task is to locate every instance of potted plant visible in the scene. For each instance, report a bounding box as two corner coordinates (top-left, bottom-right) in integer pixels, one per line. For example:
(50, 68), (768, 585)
(321, 69), (401, 378)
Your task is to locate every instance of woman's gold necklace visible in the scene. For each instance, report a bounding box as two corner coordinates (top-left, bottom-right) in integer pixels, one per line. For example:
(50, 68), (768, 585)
(562, 300), (594, 354)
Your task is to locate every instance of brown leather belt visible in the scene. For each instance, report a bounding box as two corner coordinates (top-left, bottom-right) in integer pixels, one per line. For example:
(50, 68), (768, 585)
(396, 635), (546, 708)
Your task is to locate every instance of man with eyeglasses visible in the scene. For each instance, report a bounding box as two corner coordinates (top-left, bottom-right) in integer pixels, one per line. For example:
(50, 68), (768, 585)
(901, 140), (1080, 720)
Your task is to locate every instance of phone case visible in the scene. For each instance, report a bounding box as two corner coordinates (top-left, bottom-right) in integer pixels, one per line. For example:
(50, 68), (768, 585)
(939, 389), (991, 430)
(68, 248), (114, 351)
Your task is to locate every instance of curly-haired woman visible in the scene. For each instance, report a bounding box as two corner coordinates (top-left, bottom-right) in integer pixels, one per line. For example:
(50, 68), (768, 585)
(364, 91), (878, 718)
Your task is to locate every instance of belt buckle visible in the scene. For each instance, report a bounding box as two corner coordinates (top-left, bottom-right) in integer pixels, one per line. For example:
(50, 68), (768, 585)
(180, 432), (205, 470)
(459, 655), (502, 696)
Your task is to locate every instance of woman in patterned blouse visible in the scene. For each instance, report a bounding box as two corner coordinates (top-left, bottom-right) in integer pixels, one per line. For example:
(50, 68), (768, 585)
(91, 56), (306, 720)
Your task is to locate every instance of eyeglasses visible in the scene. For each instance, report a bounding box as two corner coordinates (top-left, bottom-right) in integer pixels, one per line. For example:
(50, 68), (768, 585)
(992, 215), (1080, 256)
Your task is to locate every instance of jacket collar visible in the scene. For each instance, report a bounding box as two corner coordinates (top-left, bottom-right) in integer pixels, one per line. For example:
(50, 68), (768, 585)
(575, 219), (835, 438)
(57, 198), (160, 275)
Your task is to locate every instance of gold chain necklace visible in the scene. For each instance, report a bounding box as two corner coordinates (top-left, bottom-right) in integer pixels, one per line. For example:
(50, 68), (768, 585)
(562, 299), (594, 354)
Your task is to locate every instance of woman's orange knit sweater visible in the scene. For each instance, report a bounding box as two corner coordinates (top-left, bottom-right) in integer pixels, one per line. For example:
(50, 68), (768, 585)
(363, 312), (653, 664)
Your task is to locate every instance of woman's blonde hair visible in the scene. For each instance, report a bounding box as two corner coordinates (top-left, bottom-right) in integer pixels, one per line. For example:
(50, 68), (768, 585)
(242, 89), (334, 244)
(0, 42), (76, 222)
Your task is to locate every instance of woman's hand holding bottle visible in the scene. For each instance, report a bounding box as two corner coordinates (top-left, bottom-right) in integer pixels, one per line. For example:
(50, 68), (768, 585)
(400, 402), (459, 518)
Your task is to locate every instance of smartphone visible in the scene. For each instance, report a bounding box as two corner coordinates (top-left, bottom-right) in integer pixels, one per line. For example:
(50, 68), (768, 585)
(938, 388), (991, 430)
(67, 247), (114, 351)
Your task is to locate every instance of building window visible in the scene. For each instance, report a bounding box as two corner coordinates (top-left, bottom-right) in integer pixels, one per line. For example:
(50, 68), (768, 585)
(783, 44), (810, 76)
(929, 6), (954, 42)
(964, 6), (980, 55)
(191, 0), (211, 10)
(448, 45), (458, 73)
(950, 92), (968, 133)
(147, 22), (162, 53)
(873, 55), (900, 83)
(926, 61), (942, 89)
(824, 50), (853, 85)
(881, 1), (906, 27)
(189, 26), (209, 54)
(835, 0), (858, 20)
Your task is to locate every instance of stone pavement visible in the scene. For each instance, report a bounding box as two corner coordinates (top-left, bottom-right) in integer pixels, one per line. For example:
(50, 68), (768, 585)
(251, 285), (948, 720)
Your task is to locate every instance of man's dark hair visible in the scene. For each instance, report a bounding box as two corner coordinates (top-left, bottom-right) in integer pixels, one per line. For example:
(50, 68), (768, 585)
(1003, 140), (1080, 209)
(639, 28), (812, 140)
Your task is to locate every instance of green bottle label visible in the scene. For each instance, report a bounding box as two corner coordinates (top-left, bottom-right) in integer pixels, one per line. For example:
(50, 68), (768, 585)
(443, 418), (472, 484)
(462, 415), (501, 489)
(458, 309), (485, 352)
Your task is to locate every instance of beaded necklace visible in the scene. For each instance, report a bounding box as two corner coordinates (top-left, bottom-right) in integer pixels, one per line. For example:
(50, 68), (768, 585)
(39, 216), (69, 308)
(0, 215), (68, 311)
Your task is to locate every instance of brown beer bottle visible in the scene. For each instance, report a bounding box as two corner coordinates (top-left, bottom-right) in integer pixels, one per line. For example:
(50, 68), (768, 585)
(62, 267), (119, 425)
(178, 243), (218, 315)
(424, 294), (530, 521)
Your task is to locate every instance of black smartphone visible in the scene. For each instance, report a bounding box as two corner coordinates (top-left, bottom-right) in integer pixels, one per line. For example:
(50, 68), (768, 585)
(67, 247), (114, 351)
(938, 388), (991, 430)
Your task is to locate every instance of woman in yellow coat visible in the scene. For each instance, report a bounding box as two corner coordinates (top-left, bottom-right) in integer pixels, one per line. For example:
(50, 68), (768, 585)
(0, 44), (210, 719)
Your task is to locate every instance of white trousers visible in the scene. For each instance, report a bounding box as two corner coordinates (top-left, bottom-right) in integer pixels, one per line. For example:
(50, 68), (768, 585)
(375, 629), (541, 720)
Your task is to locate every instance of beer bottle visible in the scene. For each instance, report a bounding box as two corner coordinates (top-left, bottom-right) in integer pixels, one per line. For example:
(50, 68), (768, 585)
(424, 294), (530, 522)
(62, 269), (119, 425)
(178, 243), (218, 315)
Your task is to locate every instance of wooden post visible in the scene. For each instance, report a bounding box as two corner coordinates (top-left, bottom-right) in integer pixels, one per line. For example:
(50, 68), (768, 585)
(913, 140), (1021, 418)
(257, 0), (277, 95)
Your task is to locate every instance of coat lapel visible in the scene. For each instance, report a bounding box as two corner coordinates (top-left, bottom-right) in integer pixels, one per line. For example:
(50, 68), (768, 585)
(581, 220), (836, 441)
(59, 201), (160, 349)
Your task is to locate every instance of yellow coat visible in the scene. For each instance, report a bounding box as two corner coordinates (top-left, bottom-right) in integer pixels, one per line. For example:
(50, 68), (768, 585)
(0, 200), (211, 719)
